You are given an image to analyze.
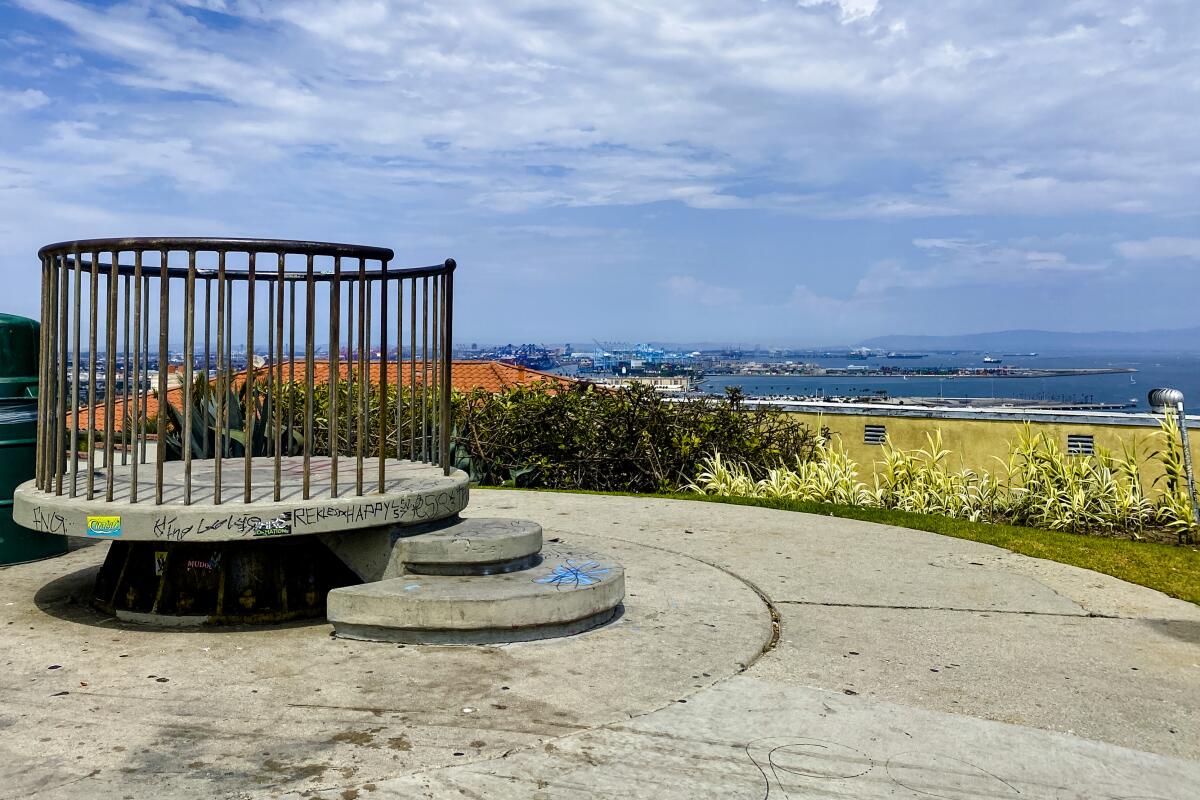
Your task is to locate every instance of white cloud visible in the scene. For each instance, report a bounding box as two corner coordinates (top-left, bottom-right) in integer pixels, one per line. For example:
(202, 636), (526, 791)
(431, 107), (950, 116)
(797, 0), (879, 24)
(0, 88), (49, 110)
(6, 0), (1197, 220)
(1115, 237), (1200, 261)
(854, 238), (1107, 295)
(1, 0), (1198, 340)
(664, 275), (743, 306)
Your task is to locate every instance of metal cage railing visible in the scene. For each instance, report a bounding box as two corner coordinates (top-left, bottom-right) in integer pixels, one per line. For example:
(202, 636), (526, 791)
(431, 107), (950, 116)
(34, 237), (455, 505)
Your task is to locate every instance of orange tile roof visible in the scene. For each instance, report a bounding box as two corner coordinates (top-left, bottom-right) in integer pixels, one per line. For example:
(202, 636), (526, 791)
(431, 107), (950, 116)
(73, 360), (575, 432)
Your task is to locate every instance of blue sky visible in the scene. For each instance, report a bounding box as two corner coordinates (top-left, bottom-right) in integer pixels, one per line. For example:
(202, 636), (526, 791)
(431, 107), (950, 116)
(1, 0), (1197, 346)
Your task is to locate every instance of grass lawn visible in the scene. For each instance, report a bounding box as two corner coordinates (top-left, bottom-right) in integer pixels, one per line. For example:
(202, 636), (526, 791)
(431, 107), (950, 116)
(482, 486), (1200, 605)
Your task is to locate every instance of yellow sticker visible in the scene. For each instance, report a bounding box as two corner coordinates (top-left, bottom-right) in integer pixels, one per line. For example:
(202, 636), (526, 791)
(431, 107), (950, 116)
(86, 516), (122, 538)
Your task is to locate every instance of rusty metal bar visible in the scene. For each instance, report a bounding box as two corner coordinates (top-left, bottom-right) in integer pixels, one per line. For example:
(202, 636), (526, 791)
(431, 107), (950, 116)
(400, 277), (410, 460)
(409, 278), (416, 461)
(155, 250), (168, 504)
(345, 269), (355, 466)
(182, 249), (195, 505)
(244, 252), (255, 503)
(34, 258), (44, 490)
(121, 272), (131, 468)
(431, 274), (439, 466)
(102, 248), (117, 489)
(329, 257), (341, 497)
(70, 250), (82, 496)
(49, 256), (59, 488)
(103, 248), (119, 498)
(55, 254), (68, 494)
(130, 251), (142, 502)
(202, 276), (211, 460)
(378, 259), (389, 493)
(141, 273), (149, 465)
(274, 253), (285, 500)
(86, 251), (99, 499)
(441, 262), (455, 473)
(47, 255), (57, 487)
(141, 274), (149, 467)
(224, 267), (233, 459)
(356, 258), (366, 495)
(43, 256), (56, 491)
(303, 253), (315, 500)
(362, 270), (373, 492)
(421, 276), (429, 462)
(266, 278), (275, 463)
(288, 279), (295, 453)
(214, 252), (226, 504)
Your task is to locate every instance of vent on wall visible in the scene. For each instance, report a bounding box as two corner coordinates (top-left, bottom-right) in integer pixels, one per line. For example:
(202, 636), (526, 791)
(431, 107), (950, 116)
(1066, 434), (1095, 456)
(864, 424), (887, 445)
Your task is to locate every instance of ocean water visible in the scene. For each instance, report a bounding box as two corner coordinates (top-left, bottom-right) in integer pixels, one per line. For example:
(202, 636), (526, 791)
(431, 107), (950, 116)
(699, 352), (1200, 411)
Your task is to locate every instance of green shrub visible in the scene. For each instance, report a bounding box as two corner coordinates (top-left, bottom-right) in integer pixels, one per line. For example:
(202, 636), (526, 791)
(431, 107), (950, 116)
(157, 376), (818, 495)
(453, 382), (821, 493)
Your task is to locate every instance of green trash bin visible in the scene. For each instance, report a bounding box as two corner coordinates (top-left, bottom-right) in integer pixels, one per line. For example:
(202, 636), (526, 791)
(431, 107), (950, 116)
(0, 313), (68, 564)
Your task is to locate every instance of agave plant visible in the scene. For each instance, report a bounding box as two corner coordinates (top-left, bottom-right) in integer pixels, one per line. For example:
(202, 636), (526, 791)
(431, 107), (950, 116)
(152, 374), (299, 461)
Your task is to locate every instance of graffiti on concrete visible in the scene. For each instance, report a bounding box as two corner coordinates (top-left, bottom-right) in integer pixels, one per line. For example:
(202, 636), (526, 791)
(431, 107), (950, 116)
(30, 507), (67, 534)
(291, 486), (468, 529)
(534, 560), (610, 589)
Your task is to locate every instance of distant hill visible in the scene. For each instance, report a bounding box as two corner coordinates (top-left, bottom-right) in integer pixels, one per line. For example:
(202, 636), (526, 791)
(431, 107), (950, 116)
(858, 327), (1200, 353)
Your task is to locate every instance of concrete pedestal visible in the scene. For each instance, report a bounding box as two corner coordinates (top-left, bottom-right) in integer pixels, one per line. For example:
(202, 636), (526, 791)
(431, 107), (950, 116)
(327, 540), (624, 643)
(14, 459), (626, 640)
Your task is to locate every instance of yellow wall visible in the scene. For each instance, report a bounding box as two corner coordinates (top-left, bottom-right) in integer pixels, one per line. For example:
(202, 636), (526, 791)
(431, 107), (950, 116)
(785, 410), (1199, 490)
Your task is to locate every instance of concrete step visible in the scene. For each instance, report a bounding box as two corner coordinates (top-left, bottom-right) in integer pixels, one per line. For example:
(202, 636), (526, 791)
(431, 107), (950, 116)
(320, 517), (544, 581)
(399, 517), (543, 575)
(327, 543), (624, 644)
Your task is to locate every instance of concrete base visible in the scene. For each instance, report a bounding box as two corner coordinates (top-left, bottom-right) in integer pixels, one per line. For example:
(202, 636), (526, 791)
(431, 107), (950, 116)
(13, 457), (469, 541)
(319, 516), (544, 582)
(89, 537), (361, 624)
(400, 518), (543, 575)
(327, 542), (625, 644)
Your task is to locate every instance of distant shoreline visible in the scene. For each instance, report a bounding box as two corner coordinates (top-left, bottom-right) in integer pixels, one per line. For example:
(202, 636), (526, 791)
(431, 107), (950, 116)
(708, 367), (1138, 379)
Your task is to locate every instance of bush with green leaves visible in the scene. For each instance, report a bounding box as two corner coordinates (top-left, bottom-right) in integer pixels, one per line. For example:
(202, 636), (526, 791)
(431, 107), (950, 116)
(452, 382), (821, 492)
(160, 377), (818, 495)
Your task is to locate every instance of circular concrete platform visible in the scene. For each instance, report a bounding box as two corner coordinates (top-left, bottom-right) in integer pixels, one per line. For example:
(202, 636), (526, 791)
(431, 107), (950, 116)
(0, 520), (768, 799)
(328, 543), (625, 644)
(13, 457), (469, 542)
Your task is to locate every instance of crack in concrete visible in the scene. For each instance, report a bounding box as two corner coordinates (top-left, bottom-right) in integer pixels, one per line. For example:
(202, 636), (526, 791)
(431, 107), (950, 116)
(776, 599), (1122, 619)
(591, 533), (783, 658)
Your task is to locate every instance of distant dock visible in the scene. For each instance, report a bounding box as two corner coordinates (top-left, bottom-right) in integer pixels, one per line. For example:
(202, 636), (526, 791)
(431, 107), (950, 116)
(710, 366), (1138, 379)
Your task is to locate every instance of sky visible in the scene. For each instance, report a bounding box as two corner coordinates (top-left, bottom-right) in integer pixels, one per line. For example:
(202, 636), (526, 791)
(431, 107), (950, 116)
(0, 0), (1197, 346)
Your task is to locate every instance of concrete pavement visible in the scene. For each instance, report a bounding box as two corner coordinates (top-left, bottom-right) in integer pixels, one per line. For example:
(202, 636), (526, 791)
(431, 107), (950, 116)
(1, 490), (1197, 798)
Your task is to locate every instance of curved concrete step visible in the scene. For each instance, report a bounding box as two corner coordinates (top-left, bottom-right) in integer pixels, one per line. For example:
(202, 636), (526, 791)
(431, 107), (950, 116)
(400, 518), (543, 575)
(328, 544), (624, 644)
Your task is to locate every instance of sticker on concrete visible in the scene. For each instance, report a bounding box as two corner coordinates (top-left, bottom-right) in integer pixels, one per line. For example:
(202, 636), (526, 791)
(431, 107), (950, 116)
(86, 515), (122, 538)
(154, 551), (167, 576)
(251, 512), (292, 538)
(534, 560), (610, 589)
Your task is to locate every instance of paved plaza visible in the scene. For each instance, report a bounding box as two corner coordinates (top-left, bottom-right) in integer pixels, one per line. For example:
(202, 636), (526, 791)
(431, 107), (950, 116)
(2, 491), (1197, 798)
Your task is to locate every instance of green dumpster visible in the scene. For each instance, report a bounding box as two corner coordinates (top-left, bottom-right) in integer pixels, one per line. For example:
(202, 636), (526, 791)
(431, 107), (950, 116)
(0, 313), (67, 564)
